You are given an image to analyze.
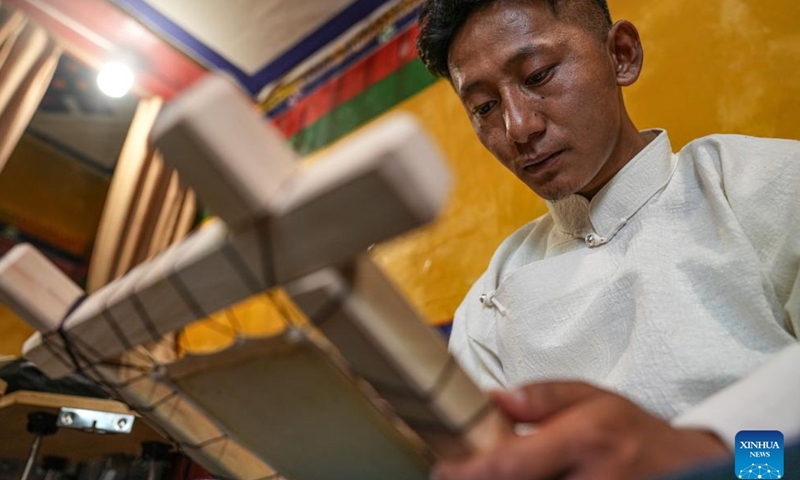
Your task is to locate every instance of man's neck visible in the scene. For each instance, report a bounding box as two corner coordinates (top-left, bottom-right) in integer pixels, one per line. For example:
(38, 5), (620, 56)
(580, 120), (651, 200)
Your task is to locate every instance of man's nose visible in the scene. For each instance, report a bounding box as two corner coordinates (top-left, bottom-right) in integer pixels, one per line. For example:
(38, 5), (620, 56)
(503, 93), (545, 145)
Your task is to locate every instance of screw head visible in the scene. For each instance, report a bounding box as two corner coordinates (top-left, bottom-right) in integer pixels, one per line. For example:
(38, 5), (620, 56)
(60, 412), (74, 426)
(115, 418), (128, 430)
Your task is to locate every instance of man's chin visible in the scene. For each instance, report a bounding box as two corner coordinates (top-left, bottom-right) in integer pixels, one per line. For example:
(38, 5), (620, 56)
(528, 181), (581, 201)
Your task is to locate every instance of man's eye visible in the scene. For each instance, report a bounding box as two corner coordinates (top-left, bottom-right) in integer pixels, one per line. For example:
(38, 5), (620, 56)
(473, 101), (496, 116)
(525, 66), (555, 86)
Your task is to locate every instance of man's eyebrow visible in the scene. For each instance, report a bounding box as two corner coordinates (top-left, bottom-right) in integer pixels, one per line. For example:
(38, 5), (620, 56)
(504, 44), (546, 69)
(460, 80), (488, 98)
(458, 44), (547, 98)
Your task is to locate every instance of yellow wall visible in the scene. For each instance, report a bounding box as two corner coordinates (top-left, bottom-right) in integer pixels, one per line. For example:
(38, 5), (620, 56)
(619, 0), (800, 145)
(0, 135), (110, 257)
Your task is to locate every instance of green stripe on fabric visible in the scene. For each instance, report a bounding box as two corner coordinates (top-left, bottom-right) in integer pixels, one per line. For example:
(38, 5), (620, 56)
(289, 59), (438, 155)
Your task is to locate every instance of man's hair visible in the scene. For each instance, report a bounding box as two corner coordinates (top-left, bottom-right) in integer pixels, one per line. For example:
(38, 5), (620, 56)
(417, 0), (613, 79)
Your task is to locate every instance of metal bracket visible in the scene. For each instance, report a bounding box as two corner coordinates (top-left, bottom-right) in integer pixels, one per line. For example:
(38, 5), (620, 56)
(56, 407), (135, 434)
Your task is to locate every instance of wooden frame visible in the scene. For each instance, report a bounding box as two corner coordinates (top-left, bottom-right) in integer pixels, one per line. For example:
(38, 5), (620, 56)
(0, 74), (510, 479)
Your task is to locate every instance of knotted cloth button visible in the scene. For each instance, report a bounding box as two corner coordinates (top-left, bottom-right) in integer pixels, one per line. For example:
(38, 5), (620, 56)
(585, 233), (604, 248)
(478, 292), (508, 316)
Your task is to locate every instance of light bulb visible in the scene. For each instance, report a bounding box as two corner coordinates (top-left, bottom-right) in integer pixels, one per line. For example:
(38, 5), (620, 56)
(97, 62), (134, 98)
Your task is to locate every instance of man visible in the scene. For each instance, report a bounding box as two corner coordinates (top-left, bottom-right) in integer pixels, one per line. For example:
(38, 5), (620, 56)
(415, 0), (800, 479)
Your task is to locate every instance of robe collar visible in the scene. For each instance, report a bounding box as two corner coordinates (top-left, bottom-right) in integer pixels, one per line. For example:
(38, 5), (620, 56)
(546, 130), (676, 247)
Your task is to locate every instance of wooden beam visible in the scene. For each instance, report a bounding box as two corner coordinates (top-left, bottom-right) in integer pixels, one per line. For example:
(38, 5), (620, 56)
(287, 256), (510, 458)
(169, 188), (197, 245)
(88, 97), (163, 293)
(111, 150), (167, 280)
(144, 170), (185, 261)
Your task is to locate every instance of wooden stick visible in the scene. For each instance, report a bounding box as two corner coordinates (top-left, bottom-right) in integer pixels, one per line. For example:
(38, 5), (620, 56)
(145, 170), (185, 261)
(88, 97), (163, 293)
(169, 188), (197, 245)
(112, 149), (167, 280)
(286, 256), (511, 458)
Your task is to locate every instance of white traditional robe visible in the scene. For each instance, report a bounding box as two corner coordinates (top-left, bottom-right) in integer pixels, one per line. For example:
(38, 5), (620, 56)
(450, 130), (800, 447)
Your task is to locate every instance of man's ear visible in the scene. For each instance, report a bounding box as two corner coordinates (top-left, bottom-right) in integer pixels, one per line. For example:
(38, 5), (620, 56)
(607, 20), (643, 86)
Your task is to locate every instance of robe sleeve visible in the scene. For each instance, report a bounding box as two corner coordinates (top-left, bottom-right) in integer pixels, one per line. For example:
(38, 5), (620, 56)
(672, 135), (800, 448)
(672, 343), (800, 448)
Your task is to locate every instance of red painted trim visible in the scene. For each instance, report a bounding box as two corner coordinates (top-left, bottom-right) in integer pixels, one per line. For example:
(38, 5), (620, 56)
(5, 0), (206, 99)
(273, 25), (420, 138)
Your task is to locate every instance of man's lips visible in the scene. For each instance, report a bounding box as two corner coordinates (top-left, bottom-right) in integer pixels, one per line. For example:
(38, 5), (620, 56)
(518, 149), (565, 171)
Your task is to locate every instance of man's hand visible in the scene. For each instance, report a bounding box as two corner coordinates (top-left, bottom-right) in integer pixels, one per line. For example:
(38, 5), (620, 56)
(432, 382), (729, 480)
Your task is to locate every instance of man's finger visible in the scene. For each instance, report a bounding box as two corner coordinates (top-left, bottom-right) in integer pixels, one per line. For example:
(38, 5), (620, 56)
(432, 430), (573, 480)
(491, 381), (603, 423)
(433, 391), (624, 480)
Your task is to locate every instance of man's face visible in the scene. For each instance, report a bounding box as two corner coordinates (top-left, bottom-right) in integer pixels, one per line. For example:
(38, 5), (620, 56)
(448, 0), (623, 200)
